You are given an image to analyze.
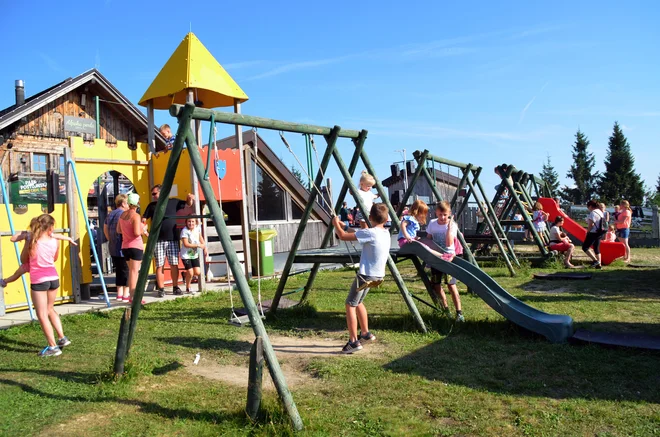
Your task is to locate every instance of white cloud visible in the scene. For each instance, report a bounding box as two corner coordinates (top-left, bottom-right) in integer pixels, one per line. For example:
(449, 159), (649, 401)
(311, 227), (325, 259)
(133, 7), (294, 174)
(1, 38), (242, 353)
(519, 81), (550, 125)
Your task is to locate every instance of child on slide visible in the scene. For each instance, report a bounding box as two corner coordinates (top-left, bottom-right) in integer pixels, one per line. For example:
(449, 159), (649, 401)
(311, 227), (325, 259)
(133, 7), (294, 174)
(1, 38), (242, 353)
(1, 218), (77, 288)
(397, 199), (429, 247)
(426, 201), (464, 322)
(331, 204), (390, 354)
(532, 202), (550, 245)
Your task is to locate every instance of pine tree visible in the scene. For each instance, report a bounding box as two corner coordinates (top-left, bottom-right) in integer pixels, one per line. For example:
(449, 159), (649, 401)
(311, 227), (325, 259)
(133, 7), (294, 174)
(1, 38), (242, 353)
(598, 121), (645, 205)
(562, 130), (599, 204)
(290, 165), (305, 186)
(540, 155), (560, 196)
(656, 174), (660, 194)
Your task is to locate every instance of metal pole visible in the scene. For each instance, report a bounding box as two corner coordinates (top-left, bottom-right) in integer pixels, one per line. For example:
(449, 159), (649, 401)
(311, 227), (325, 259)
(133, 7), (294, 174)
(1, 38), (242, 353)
(0, 166), (34, 320)
(95, 96), (100, 139)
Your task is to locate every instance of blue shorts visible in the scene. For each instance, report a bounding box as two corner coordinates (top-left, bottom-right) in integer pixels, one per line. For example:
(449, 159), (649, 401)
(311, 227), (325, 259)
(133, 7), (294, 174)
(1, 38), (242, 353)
(616, 228), (630, 239)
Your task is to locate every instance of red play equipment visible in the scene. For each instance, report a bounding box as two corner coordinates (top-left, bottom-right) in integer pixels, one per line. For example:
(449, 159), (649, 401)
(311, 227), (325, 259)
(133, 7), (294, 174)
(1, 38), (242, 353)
(538, 198), (625, 266)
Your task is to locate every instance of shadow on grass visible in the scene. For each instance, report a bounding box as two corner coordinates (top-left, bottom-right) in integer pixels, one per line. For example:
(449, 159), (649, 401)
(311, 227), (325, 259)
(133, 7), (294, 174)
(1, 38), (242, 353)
(0, 368), (100, 384)
(520, 268), (660, 300)
(158, 336), (252, 353)
(384, 320), (660, 403)
(0, 337), (42, 353)
(0, 377), (249, 425)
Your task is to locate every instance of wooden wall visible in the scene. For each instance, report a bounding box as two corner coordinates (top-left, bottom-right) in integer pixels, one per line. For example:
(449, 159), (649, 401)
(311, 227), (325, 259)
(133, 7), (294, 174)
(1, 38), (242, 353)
(386, 178), (457, 206)
(206, 220), (331, 255)
(14, 89), (138, 145)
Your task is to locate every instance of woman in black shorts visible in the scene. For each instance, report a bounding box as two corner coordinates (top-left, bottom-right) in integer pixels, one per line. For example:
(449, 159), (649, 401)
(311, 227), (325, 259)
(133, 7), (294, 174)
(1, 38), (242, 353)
(117, 193), (148, 304)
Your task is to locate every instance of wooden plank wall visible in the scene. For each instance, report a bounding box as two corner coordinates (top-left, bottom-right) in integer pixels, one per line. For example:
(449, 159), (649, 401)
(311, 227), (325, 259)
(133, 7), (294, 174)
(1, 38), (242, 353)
(15, 90), (138, 145)
(386, 178), (457, 206)
(205, 221), (330, 254)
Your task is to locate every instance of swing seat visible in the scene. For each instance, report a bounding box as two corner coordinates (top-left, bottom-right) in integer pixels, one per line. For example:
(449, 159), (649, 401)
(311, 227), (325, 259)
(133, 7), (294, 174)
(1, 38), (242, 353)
(356, 279), (383, 292)
(228, 312), (266, 327)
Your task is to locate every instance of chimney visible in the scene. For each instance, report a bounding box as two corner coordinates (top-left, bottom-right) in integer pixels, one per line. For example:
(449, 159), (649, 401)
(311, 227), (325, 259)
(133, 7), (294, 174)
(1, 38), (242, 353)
(15, 80), (25, 106)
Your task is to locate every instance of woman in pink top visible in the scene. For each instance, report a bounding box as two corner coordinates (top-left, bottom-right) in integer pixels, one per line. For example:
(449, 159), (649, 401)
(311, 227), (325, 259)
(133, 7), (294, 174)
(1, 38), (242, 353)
(615, 200), (632, 262)
(117, 193), (148, 304)
(22, 214), (72, 357)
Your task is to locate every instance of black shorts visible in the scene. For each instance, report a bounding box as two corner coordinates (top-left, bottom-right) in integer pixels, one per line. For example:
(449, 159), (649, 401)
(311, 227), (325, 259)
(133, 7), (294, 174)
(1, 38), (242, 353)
(182, 258), (200, 270)
(112, 256), (129, 287)
(31, 279), (60, 292)
(123, 248), (144, 261)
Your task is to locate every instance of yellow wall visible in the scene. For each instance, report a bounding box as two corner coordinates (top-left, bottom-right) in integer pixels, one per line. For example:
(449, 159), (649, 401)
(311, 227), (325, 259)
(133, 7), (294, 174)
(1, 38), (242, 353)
(151, 148), (193, 199)
(72, 137), (153, 283)
(1, 204), (73, 309)
(2, 136), (193, 311)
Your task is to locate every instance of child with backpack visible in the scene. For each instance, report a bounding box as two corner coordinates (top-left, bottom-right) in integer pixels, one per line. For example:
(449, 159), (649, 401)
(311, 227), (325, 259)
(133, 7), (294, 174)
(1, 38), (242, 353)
(582, 200), (606, 269)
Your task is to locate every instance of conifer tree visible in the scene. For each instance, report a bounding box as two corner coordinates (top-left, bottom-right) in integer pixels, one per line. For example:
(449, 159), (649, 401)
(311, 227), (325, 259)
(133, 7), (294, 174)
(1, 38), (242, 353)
(562, 130), (599, 204)
(540, 155), (560, 196)
(598, 122), (645, 205)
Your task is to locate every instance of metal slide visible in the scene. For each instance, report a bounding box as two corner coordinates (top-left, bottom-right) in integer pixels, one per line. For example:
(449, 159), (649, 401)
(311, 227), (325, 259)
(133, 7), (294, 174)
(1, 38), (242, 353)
(538, 197), (625, 266)
(398, 241), (574, 343)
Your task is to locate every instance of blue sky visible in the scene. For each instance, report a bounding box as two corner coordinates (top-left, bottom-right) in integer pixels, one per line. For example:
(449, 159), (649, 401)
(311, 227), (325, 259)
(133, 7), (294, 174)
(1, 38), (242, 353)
(1, 1), (658, 203)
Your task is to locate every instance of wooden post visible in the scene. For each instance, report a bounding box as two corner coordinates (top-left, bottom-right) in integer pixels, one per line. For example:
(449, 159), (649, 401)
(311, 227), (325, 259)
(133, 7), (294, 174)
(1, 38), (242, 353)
(652, 206), (659, 242)
(246, 336), (264, 421)
(146, 101), (155, 188)
(235, 100), (252, 278)
(270, 127), (340, 314)
(185, 116), (303, 430)
(300, 131), (366, 304)
(397, 150), (429, 217)
(188, 91), (205, 291)
(418, 163), (477, 267)
(331, 147), (427, 333)
(464, 170), (516, 276)
(113, 308), (131, 375)
(473, 172), (520, 268)
(65, 144), (82, 303)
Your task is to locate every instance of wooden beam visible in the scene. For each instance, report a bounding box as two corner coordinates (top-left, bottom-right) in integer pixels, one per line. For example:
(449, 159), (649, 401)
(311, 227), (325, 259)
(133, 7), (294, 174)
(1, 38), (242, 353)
(65, 143), (82, 303)
(170, 104), (361, 139)
(75, 157), (150, 165)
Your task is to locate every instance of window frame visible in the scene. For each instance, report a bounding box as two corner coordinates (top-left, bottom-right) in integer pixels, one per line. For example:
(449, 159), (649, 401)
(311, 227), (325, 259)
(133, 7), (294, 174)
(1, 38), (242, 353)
(31, 152), (49, 173)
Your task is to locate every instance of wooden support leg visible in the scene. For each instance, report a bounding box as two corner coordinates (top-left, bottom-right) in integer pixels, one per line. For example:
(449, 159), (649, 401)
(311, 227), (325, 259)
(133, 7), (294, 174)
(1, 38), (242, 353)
(246, 336), (264, 421)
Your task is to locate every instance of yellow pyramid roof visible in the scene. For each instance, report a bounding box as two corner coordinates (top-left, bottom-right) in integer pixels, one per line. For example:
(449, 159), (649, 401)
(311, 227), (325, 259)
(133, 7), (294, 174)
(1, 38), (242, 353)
(139, 32), (248, 109)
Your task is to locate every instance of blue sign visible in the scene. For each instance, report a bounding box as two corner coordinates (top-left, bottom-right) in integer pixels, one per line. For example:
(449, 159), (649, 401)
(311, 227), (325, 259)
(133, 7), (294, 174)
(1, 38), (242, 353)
(215, 160), (227, 180)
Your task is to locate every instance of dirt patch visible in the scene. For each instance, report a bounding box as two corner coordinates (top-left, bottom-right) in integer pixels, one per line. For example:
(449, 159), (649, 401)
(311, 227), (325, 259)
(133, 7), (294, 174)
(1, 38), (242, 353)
(522, 282), (576, 294)
(186, 334), (385, 389)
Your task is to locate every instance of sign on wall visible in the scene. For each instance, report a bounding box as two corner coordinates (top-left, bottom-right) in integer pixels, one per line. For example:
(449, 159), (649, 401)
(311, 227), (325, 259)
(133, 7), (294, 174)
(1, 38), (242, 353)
(64, 116), (96, 135)
(9, 176), (66, 204)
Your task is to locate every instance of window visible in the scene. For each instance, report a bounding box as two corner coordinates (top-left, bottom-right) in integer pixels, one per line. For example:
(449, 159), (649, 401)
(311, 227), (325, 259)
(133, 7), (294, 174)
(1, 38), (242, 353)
(32, 153), (48, 172)
(292, 199), (304, 220)
(59, 156), (66, 174)
(253, 162), (286, 221)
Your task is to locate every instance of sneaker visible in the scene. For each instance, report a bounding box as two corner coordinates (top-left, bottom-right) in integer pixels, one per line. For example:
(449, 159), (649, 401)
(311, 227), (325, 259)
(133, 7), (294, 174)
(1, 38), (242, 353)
(185, 288), (192, 294)
(440, 306), (452, 318)
(122, 296), (131, 302)
(116, 295), (124, 301)
(173, 287), (183, 296)
(157, 288), (165, 298)
(38, 346), (62, 357)
(456, 313), (465, 323)
(591, 262), (602, 269)
(57, 336), (71, 348)
(358, 332), (376, 342)
(341, 340), (363, 354)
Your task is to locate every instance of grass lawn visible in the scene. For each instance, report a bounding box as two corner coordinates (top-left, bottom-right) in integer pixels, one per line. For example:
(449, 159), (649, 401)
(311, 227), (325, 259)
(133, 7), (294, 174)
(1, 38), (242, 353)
(1, 249), (659, 436)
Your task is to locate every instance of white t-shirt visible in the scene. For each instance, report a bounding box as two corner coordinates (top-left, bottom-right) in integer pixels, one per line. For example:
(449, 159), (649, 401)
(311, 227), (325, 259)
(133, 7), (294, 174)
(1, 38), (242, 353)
(587, 209), (603, 233)
(180, 227), (201, 259)
(357, 189), (376, 217)
(549, 226), (563, 242)
(355, 227), (390, 277)
(532, 210), (547, 231)
(426, 219), (457, 254)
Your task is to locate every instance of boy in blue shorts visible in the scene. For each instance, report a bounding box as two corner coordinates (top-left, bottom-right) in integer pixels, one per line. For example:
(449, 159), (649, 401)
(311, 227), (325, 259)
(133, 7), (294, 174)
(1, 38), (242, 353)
(332, 203), (391, 354)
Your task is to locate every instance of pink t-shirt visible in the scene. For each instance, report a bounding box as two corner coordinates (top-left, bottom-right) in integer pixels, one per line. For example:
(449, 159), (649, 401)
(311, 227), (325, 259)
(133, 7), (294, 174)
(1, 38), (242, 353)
(617, 209), (631, 229)
(119, 213), (144, 251)
(29, 237), (59, 284)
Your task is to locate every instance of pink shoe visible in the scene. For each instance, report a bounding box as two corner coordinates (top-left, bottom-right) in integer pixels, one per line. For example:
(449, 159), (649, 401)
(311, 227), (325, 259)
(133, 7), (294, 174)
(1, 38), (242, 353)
(122, 296), (130, 302)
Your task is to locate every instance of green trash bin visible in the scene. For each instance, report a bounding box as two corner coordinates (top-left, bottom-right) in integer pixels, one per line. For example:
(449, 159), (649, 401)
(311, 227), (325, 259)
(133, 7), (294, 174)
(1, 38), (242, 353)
(249, 229), (277, 276)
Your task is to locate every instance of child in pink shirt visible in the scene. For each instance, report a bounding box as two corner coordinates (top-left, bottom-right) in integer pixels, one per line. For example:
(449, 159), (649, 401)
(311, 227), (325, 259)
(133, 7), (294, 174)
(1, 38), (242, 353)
(604, 225), (617, 242)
